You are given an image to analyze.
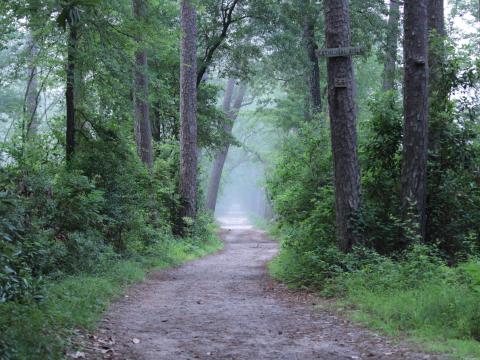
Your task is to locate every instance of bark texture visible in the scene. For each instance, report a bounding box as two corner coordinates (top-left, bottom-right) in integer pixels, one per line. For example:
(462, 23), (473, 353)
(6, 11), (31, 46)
(132, 0), (154, 168)
(427, 0), (447, 155)
(401, 0), (429, 241)
(206, 80), (246, 213)
(66, 22), (77, 163)
(303, 0), (322, 115)
(179, 0), (198, 221)
(428, 0), (445, 97)
(26, 34), (39, 137)
(428, 0), (446, 37)
(383, 0), (401, 90)
(324, 0), (362, 252)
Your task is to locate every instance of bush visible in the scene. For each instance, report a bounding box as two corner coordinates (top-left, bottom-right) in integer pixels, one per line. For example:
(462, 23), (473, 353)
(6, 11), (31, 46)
(325, 248), (480, 355)
(0, 124), (190, 303)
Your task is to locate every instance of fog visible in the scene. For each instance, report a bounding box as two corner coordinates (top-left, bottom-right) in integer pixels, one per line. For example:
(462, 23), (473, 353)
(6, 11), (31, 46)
(215, 157), (270, 223)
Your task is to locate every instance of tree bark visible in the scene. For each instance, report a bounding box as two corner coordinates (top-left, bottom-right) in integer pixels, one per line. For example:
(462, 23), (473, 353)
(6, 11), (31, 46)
(427, 0), (447, 154)
(324, 0), (362, 253)
(25, 33), (39, 138)
(206, 80), (246, 213)
(206, 79), (235, 212)
(428, 0), (445, 37)
(302, 0), (322, 115)
(401, 0), (429, 241)
(132, 0), (154, 168)
(428, 0), (445, 98)
(66, 22), (77, 163)
(383, 0), (401, 90)
(179, 0), (198, 222)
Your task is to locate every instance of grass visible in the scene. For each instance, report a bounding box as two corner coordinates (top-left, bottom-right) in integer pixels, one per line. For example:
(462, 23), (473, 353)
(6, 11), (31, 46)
(338, 280), (480, 359)
(0, 234), (223, 360)
(269, 241), (480, 360)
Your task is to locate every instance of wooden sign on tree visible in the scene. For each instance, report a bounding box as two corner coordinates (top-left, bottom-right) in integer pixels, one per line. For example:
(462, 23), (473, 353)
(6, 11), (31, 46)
(316, 46), (364, 88)
(316, 46), (364, 58)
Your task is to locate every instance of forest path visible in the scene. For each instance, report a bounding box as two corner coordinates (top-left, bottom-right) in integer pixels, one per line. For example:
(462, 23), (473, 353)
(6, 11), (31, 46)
(86, 215), (446, 360)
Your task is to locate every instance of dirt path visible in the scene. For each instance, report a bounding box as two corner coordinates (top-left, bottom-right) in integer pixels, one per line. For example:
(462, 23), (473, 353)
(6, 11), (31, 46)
(84, 226), (446, 360)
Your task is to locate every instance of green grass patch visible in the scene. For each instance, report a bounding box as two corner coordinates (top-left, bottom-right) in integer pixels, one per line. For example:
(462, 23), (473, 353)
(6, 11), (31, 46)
(338, 278), (480, 359)
(269, 242), (480, 359)
(0, 234), (223, 359)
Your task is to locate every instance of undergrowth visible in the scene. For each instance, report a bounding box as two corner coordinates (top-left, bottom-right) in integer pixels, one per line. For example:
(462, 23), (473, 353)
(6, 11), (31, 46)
(269, 235), (480, 359)
(0, 230), (222, 360)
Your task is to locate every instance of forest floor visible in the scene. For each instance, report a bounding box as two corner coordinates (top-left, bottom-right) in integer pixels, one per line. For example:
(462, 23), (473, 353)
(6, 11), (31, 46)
(76, 216), (448, 360)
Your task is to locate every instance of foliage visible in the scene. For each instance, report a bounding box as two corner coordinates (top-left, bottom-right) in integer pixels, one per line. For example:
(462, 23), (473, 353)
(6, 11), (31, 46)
(266, 121), (339, 287)
(265, 25), (480, 359)
(328, 251), (480, 359)
(360, 90), (403, 253)
(0, 228), (222, 360)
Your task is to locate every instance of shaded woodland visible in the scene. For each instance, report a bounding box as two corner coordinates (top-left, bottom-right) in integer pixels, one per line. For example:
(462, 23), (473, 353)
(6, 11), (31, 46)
(0, 0), (480, 358)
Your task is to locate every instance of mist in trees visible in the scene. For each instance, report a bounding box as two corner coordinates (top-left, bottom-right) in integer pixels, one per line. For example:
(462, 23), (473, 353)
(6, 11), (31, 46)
(1, 0), (480, 357)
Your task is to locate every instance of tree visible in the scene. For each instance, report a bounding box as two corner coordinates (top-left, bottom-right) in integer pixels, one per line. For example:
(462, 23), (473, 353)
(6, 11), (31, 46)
(206, 79), (246, 212)
(324, 0), (362, 252)
(56, 0), (100, 162)
(383, 0), (400, 90)
(196, 0), (241, 87)
(428, 0), (445, 37)
(132, 0), (153, 168)
(427, 0), (448, 154)
(302, 0), (322, 116)
(65, 8), (78, 163)
(179, 0), (198, 223)
(401, 0), (429, 241)
(428, 0), (446, 102)
(25, 32), (39, 138)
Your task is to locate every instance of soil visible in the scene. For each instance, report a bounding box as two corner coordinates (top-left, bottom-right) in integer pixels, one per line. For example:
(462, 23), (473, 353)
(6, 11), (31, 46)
(80, 224), (448, 360)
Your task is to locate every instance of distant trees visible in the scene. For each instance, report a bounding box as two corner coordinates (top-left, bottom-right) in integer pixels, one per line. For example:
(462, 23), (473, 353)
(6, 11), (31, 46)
(25, 32), (39, 138)
(401, 0), (429, 241)
(206, 80), (246, 212)
(179, 0), (198, 223)
(324, 0), (361, 252)
(132, 0), (154, 168)
(383, 0), (400, 90)
(302, 0), (322, 116)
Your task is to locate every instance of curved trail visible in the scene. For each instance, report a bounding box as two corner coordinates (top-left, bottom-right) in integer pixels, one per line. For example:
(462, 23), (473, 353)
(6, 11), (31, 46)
(87, 217), (445, 360)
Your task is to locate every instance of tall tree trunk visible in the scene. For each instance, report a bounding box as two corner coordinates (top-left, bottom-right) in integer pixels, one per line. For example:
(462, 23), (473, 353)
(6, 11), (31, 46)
(206, 79), (234, 212)
(428, 0), (445, 98)
(179, 0), (198, 222)
(303, 0), (322, 115)
(66, 23), (77, 163)
(324, 0), (362, 253)
(428, 0), (446, 154)
(206, 80), (246, 213)
(25, 33), (39, 138)
(428, 0), (445, 37)
(383, 0), (401, 90)
(401, 0), (429, 241)
(132, 0), (153, 168)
